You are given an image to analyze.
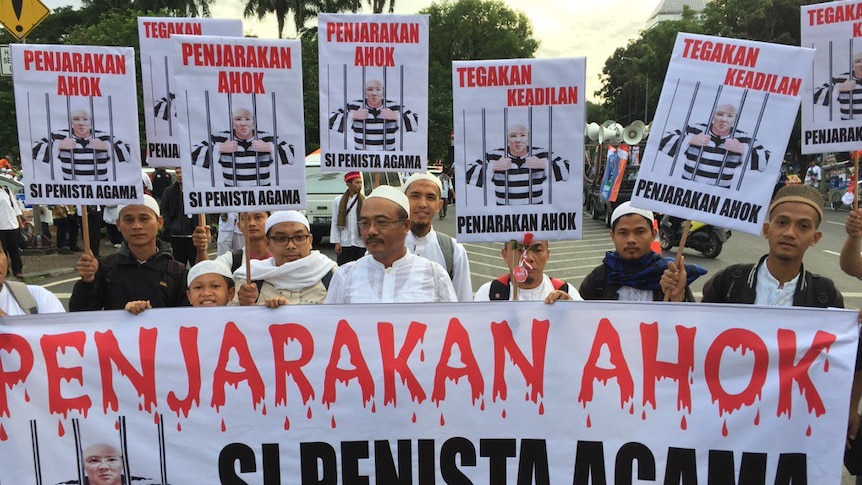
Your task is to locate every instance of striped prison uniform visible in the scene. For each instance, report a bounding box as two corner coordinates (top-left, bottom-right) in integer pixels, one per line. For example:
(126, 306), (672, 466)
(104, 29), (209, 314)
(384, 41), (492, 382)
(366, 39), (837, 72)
(658, 123), (768, 189)
(32, 129), (131, 182)
(465, 147), (569, 205)
(154, 93), (175, 121)
(192, 130), (295, 187)
(328, 100), (418, 150)
(813, 73), (862, 120)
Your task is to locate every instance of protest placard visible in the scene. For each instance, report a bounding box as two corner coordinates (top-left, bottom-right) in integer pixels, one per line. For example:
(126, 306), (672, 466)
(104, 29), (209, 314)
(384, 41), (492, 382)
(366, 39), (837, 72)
(318, 14), (429, 172)
(173, 35), (305, 214)
(138, 17), (243, 167)
(801, 0), (862, 153)
(0, 301), (853, 483)
(633, 33), (812, 235)
(13, 44), (142, 205)
(452, 58), (584, 243)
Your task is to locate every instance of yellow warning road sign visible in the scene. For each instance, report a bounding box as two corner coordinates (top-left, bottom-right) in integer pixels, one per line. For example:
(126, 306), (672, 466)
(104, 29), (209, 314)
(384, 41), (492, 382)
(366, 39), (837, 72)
(0, 0), (50, 41)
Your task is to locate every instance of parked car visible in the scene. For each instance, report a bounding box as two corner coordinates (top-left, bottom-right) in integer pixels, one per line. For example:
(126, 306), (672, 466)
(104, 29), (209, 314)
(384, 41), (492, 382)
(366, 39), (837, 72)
(304, 152), (405, 243)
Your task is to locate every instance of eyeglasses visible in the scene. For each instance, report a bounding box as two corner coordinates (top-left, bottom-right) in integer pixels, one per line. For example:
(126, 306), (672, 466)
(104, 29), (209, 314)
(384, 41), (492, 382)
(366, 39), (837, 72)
(267, 234), (310, 245)
(357, 219), (406, 230)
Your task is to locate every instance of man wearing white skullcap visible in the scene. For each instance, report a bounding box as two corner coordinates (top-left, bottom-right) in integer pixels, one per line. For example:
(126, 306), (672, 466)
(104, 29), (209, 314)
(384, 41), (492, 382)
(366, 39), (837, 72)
(325, 185), (457, 303)
(234, 210), (337, 306)
(402, 172), (473, 301)
(70, 194), (190, 311)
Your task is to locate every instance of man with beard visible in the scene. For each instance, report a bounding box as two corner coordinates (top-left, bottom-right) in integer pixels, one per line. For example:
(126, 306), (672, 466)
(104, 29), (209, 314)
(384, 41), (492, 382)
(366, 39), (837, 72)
(234, 211), (336, 306)
(325, 185), (456, 303)
(658, 103), (768, 189)
(403, 172), (472, 301)
(330, 172), (365, 265)
(579, 202), (706, 302)
(474, 233), (582, 303)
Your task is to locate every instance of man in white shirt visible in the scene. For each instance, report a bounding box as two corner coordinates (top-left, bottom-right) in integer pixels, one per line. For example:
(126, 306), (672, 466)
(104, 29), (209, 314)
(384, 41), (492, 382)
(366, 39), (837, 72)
(474, 234), (582, 303)
(805, 159), (822, 190)
(403, 172), (472, 301)
(325, 185), (457, 304)
(0, 240), (64, 315)
(0, 185), (24, 278)
(330, 171), (365, 265)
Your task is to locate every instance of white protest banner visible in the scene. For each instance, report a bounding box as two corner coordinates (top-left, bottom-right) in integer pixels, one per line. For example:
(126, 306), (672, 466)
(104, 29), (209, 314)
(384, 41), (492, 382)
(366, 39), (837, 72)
(13, 44), (142, 205)
(318, 14), (429, 173)
(0, 301), (854, 483)
(801, 0), (862, 154)
(633, 33), (812, 235)
(173, 35), (305, 214)
(138, 18), (243, 167)
(452, 58), (584, 243)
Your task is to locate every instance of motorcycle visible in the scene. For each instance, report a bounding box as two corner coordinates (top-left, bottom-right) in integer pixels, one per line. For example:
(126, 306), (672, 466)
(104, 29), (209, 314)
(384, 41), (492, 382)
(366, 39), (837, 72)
(658, 215), (732, 259)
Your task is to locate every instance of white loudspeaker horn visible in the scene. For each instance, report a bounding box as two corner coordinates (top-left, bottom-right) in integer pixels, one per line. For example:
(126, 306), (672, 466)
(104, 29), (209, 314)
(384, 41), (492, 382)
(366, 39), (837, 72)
(602, 120), (616, 129)
(623, 120), (645, 145)
(598, 126), (617, 144)
(586, 122), (601, 141)
(608, 123), (625, 144)
(643, 122), (651, 139)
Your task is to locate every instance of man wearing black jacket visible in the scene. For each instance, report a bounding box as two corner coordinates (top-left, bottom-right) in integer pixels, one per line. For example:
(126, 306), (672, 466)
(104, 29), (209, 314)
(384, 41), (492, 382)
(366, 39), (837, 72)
(70, 195), (189, 311)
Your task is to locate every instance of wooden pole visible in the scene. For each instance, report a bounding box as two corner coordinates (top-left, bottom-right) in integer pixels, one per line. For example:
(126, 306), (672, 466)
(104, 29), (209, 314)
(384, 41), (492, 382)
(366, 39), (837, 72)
(663, 220), (691, 302)
(81, 206), (91, 256)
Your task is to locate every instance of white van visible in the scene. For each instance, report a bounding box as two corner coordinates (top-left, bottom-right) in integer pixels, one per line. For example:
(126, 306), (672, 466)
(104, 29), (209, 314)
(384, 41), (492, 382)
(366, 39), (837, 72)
(304, 152), (405, 243)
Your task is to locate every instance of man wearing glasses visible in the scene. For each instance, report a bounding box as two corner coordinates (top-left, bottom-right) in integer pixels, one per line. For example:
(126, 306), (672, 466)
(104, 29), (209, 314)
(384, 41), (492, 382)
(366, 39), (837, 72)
(234, 211), (337, 306)
(325, 185), (457, 303)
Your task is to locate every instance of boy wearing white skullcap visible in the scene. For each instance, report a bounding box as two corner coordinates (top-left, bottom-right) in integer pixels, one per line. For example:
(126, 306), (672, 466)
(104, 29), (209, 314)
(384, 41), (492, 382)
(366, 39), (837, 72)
(125, 260), (235, 314)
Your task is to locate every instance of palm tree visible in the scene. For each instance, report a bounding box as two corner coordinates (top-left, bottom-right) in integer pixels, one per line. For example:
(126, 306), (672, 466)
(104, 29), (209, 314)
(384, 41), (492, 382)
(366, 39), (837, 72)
(82, 0), (214, 17)
(367, 0), (394, 14)
(244, 0), (363, 39)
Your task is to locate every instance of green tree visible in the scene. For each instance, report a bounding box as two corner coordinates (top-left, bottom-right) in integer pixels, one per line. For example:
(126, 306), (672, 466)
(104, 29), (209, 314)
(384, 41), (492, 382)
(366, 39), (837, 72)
(244, 0), (362, 39)
(596, 7), (702, 125)
(82, 0), (213, 17)
(423, 0), (539, 161)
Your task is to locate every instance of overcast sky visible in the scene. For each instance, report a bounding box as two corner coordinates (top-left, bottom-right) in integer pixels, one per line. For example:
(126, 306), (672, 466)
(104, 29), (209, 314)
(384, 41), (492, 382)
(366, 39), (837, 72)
(43, 0), (661, 102)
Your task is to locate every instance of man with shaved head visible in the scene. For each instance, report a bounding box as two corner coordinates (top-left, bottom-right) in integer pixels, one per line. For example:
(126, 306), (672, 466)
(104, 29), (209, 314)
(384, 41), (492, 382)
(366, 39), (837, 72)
(57, 443), (161, 485)
(466, 123), (570, 205)
(328, 78), (419, 151)
(659, 102), (768, 189)
(192, 107), (295, 187)
(33, 109), (132, 182)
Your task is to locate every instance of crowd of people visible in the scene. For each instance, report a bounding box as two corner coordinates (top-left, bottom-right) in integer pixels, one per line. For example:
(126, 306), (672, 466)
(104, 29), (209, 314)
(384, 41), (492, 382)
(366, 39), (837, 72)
(2, 170), (862, 476)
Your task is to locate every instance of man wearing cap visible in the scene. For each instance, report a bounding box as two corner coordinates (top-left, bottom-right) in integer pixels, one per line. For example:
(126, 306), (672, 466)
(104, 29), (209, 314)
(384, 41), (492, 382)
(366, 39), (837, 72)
(330, 172), (365, 265)
(69, 195), (189, 311)
(698, 185), (840, 306)
(474, 234), (581, 303)
(403, 172), (473, 301)
(580, 202), (706, 302)
(234, 211), (337, 306)
(325, 185), (457, 303)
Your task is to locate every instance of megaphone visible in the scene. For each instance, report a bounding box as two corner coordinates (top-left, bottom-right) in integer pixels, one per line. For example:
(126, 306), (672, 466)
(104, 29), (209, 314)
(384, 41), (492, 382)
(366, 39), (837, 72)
(608, 123), (624, 144)
(643, 122), (651, 139)
(586, 122), (601, 141)
(602, 120), (616, 129)
(623, 120), (645, 145)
